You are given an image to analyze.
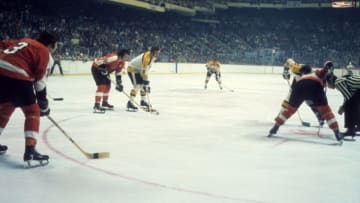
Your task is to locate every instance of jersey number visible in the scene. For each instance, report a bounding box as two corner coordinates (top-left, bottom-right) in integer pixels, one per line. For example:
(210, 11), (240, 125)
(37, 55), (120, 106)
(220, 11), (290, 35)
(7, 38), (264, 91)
(3, 42), (29, 54)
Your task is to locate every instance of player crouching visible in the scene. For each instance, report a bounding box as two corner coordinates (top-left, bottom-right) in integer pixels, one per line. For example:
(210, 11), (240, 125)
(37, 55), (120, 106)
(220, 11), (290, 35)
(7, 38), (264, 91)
(91, 49), (130, 113)
(268, 61), (343, 144)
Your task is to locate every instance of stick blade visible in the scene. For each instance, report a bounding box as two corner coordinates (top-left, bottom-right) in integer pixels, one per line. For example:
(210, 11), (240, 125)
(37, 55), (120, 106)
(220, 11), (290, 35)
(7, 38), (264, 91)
(53, 98), (64, 101)
(86, 152), (110, 159)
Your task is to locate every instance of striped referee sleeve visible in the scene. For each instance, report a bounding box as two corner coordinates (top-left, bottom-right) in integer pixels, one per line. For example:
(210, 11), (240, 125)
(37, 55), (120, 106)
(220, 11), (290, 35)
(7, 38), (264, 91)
(335, 75), (360, 101)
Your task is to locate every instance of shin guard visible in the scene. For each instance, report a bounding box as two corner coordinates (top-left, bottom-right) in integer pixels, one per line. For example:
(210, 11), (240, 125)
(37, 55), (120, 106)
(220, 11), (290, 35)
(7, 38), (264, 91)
(317, 105), (339, 130)
(275, 105), (297, 126)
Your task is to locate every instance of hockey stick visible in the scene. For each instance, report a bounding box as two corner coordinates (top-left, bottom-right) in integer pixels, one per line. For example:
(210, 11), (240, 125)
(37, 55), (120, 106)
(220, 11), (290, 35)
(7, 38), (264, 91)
(296, 111), (311, 127)
(48, 94), (64, 101)
(286, 80), (311, 127)
(47, 116), (110, 159)
(222, 84), (235, 92)
(146, 93), (154, 113)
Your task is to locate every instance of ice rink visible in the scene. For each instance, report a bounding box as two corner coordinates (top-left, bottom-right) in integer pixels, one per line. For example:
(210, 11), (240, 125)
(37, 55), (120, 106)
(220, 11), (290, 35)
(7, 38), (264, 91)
(0, 73), (359, 203)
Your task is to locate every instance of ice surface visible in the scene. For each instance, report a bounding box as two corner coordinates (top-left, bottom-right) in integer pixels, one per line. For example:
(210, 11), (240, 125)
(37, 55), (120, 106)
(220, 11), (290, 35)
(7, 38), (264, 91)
(0, 73), (359, 203)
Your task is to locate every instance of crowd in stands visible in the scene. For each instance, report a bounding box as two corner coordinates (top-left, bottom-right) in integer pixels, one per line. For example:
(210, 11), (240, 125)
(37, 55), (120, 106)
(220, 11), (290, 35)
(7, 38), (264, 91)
(1, 0), (359, 67)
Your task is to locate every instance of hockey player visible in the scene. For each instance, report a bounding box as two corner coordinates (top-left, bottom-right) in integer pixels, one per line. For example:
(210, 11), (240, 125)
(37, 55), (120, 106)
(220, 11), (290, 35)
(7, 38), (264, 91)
(91, 49), (130, 113)
(0, 31), (58, 164)
(282, 58), (325, 126)
(326, 72), (360, 137)
(126, 47), (160, 111)
(269, 61), (343, 144)
(204, 59), (222, 90)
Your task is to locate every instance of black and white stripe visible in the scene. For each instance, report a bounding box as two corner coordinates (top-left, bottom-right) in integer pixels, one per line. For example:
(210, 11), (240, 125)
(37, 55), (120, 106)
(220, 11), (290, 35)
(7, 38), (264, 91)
(335, 75), (360, 101)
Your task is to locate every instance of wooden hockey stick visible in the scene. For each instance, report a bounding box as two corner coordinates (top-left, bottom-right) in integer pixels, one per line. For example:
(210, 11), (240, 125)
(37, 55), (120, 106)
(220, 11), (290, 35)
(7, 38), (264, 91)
(296, 111), (311, 127)
(146, 93), (154, 113)
(47, 116), (110, 159)
(222, 84), (235, 92)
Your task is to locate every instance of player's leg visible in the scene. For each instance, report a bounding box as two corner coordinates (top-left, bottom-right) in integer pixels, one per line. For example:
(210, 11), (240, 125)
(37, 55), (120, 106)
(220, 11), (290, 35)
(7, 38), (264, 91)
(101, 78), (113, 110)
(91, 67), (106, 112)
(127, 72), (140, 111)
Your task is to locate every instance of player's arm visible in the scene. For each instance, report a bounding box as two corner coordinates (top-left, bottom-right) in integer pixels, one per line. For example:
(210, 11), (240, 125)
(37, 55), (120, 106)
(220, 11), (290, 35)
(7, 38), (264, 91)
(141, 52), (151, 81)
(104, 54), (118, 73)
(34, 48), (50, 81)
(33, 49), (50, 116)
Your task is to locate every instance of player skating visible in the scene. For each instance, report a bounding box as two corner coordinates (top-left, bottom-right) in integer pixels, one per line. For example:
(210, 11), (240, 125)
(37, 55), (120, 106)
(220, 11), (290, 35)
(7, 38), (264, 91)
(91, 49), (130, 113)
(0, 31), (58, 167)
(204, 59), (222, 90)
(126, 47), (160, 112)
(269, 61), (343, 144)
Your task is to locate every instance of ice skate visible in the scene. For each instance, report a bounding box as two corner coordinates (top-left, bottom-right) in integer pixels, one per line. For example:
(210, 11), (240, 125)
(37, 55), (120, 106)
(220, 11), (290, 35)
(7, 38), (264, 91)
(23, 146), (49, 168)
(0, 144), (8, 155)
(268, 124), (279, 137)
(139, 100), (158, 114)
(219, 84), (223, 90)
(204, 84), (207, 90)
(126, 101), (138, 112)
(342, 129), (356, 140)
(140, 100), (151, 109)
(101, 101), (114, 110)
(93, 103), (105, 113)
(333, 130), (343, 145)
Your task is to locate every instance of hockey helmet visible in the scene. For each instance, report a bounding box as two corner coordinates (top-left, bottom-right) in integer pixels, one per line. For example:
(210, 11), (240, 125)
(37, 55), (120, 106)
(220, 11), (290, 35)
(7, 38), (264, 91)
(324, 61), (334, 72)
(299, 64), (312, 75)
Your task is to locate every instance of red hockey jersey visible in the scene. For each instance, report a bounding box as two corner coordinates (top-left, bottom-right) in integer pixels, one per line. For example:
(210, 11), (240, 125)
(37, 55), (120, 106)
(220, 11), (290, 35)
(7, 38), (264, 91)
(0, 38), (50, 81)
(92, 53), (124, 74)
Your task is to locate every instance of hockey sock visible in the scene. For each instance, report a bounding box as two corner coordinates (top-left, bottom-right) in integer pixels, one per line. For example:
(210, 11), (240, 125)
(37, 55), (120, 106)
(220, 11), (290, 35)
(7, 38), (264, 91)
(275, 105), (297, 125)
(317, 105), (339, 131)
(0, 102), (15, 129)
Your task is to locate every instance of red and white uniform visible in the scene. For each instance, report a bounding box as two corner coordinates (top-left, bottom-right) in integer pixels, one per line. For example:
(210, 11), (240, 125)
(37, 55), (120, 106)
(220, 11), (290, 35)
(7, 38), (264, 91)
(0, 38), (52, 147)
(91, 53), (125, 106)
(0, 38), (50, 83)
(92, 53), (124, 75)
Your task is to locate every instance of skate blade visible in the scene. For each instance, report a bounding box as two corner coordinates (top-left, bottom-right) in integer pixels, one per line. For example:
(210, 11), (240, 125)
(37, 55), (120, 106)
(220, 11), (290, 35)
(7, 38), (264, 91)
(343, 137), (356, 142)
(126, 108), (138, 112)
(93, 110), (106, 114)
(102, 107), (114, 111)
(24, 160), (49, 169)
(0, 151), (6, 155)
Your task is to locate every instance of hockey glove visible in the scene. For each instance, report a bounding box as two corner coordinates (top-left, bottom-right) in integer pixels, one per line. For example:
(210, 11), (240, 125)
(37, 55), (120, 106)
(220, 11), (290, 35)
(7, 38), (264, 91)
(282, 66), (290, 80)
(143, 80), (151, 93)
(115, 75), (123, 92)
(36, 88), (50, 117)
